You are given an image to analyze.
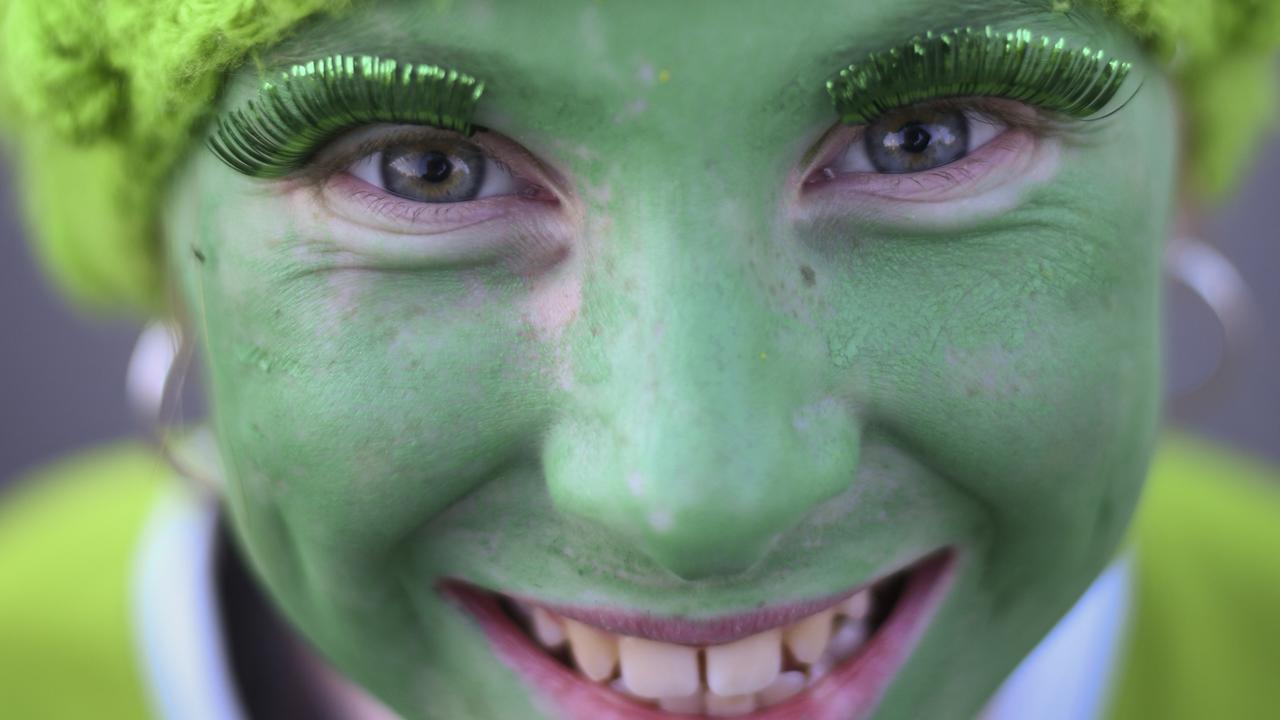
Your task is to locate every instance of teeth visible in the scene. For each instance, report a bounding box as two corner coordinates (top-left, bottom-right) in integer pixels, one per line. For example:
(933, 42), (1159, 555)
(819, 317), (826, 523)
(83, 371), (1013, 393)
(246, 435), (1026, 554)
(758, 671), (807, 707)
(807, 658), (833, 686)
(609, 676), (642, 699)
(531, 607), (566, 648)
(517, 586), (884, 713)
(705, 629), (782, 696)
(784, 608), (834, 664)
(564, 619), (619, 682)
(657, 693), (703, 715)
(838, 590), (872, 620)
(618, 636), (700, 699)
(705, 691), (758, 717)
(828, 619), (870, 662)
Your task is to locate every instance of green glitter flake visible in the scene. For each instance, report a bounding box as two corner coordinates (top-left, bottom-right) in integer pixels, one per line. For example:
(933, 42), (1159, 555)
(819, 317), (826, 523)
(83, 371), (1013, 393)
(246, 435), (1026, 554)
(827, 26), (1132, 124)
(208, 54), (485, 178)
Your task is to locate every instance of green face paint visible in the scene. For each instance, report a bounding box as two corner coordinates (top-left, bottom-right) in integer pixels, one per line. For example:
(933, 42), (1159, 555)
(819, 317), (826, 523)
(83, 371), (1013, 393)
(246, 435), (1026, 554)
(163, 0), (1177, 717)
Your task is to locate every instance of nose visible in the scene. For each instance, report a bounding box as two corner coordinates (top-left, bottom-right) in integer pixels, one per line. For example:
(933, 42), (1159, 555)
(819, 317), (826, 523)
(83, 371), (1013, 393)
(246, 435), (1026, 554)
(541, 172), (861, 580)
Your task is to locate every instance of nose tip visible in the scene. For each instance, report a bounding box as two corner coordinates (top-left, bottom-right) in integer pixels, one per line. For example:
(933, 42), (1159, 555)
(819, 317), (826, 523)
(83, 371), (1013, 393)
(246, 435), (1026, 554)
(543, 398), (861, 580)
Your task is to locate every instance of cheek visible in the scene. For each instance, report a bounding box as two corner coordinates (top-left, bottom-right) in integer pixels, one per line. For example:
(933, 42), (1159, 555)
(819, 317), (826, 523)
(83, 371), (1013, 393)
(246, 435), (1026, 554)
(189, 197), (561, 560)
(807, 162), (1164, 542)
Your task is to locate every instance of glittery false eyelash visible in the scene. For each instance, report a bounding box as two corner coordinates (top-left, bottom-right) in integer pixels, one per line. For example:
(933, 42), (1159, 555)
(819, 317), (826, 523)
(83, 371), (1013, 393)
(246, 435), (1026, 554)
(827, 26), (1133, 125)
(208, 54), (485, 178)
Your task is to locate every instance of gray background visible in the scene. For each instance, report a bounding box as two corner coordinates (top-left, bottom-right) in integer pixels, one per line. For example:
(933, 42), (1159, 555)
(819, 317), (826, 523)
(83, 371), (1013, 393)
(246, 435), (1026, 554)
(2, 133), (1278, 490)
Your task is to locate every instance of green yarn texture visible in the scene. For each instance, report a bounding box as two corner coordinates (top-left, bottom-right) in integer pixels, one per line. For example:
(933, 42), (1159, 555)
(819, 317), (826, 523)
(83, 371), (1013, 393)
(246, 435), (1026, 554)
(0, 0), (351, 312)
(0, 0), (1277, 312)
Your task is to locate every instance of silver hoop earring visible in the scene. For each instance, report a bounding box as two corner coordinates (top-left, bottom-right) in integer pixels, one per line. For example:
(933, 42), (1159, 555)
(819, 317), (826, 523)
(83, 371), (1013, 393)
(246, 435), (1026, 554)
(127, 321), (218, 496)
(1164, 235), (1258, 419)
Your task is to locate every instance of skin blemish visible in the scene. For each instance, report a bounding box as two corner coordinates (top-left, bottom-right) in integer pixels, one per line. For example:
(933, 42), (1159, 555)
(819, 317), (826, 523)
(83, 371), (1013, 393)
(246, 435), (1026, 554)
(192, 246), (207, 263)
(612, 98), (649, 123)
(524, 270), (583, 341)
(801, 264), (816, 286)
(648, 509), (674, 533)
(235, 343), (301, 377)
(323, 271), (368, 326)
(458, 273), (492, 310)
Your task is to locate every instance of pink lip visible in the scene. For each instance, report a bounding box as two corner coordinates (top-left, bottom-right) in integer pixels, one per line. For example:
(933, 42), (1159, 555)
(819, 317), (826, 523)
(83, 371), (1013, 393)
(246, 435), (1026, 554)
(442, 549), (956, 720)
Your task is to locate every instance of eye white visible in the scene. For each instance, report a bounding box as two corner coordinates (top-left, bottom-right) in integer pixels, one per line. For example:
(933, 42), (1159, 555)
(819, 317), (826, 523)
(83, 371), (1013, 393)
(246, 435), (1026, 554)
(347, 150), (520, 199)
(828, 113), (1010, 175)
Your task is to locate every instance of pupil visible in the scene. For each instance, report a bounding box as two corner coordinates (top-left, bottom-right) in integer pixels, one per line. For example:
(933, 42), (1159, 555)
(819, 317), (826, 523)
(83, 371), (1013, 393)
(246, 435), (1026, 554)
(900, 123), (932, 154)
(420, 152), (453, 183)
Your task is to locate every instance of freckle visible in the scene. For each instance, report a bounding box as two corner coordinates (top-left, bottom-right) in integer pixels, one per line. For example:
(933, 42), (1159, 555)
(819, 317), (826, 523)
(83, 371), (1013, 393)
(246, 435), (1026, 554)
(649, 509), (674, 532)
(800, 265), (816, 287)
(192, 247), (206, 263)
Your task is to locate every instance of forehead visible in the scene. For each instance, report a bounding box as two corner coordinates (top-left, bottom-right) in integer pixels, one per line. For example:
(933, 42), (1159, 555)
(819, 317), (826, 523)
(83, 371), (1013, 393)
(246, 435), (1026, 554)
(257, 0), (1115, 115)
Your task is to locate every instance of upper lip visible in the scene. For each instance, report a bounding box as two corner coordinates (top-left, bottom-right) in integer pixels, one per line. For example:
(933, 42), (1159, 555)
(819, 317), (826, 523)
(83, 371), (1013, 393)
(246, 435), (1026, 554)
(507, 586), (874, 646)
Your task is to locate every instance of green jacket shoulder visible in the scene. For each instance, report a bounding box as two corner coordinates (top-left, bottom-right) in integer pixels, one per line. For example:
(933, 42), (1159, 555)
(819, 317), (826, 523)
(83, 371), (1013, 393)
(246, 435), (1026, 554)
(0, 444), (167, 720)
(1110, 437), (1280, 719)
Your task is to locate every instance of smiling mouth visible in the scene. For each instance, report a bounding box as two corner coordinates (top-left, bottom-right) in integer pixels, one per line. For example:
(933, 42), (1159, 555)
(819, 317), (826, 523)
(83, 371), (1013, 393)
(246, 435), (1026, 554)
(444, 549), (954, 719)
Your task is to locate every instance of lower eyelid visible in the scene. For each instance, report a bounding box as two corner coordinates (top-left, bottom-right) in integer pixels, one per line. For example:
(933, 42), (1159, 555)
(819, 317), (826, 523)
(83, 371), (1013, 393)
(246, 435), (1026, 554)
(337, 173), (511, 228)
(321, 169), (557, 237)
(801, 127), (1042, 205)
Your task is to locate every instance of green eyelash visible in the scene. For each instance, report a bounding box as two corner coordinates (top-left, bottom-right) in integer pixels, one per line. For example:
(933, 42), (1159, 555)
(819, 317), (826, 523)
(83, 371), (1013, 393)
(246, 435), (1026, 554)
(827, 26), (1132, 124)
(208, 53), (485, 178)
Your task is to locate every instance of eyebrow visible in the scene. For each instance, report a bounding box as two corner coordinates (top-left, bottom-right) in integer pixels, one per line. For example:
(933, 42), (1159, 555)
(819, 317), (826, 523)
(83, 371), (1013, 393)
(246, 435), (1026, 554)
(208, 54), (486, 178)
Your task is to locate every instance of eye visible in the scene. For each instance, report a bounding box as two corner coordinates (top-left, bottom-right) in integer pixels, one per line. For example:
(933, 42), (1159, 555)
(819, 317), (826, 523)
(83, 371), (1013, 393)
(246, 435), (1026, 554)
(347, 135), (520, 203)
(827, 106), (1008, 175)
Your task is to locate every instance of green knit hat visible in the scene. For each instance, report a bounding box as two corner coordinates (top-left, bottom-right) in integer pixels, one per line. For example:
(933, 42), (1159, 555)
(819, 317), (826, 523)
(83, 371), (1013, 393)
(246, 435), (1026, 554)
(0, 0), (1277, 313)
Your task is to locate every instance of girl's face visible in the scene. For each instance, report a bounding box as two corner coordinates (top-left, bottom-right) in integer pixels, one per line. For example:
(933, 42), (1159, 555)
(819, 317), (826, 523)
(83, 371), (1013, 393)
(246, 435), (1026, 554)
(166, 0), (1177, 717)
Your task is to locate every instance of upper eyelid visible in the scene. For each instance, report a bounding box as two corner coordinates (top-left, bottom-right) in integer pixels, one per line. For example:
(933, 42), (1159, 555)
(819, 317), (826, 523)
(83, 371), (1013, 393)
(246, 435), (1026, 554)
(826, 25), (1132, 125)
(208, 54), (486, 179)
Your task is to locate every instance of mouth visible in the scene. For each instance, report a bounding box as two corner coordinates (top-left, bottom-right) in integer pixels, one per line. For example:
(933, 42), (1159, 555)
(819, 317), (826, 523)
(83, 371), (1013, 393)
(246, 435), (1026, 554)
(443, 549), (955, 719)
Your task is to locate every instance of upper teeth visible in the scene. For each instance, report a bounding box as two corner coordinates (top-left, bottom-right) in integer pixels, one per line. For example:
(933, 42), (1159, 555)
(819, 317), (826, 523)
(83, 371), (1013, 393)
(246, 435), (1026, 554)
(513, 589), (875, 716)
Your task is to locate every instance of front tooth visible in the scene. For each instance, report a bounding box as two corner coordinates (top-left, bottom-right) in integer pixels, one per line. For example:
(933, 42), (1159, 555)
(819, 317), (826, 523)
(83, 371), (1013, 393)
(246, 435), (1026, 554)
(610, 676), (643, 699)
(757, 671), (806, 707)
(705, 629), (782, 696)
(657, 693), (704, 715)
(838, 590), (871, 620)
(531, 607), (566, 648)
(705, 691), (758, 717)
(564, 619), (618, 682)
(617, 636), (699, 699)
(784, 608), (834, 664)
(828, 619), (869, 661)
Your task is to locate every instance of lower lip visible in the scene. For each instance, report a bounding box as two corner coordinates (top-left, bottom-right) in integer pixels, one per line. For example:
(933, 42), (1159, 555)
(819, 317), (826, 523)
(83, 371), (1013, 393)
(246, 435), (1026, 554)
(443, 550), (955, 720)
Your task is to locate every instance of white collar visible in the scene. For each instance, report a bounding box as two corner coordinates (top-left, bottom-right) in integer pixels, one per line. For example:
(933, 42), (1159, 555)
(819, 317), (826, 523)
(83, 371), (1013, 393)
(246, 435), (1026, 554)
(132, 487), (246, 720)
(132, 487), (1130, 720)
(983, 556), (1132, 720)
